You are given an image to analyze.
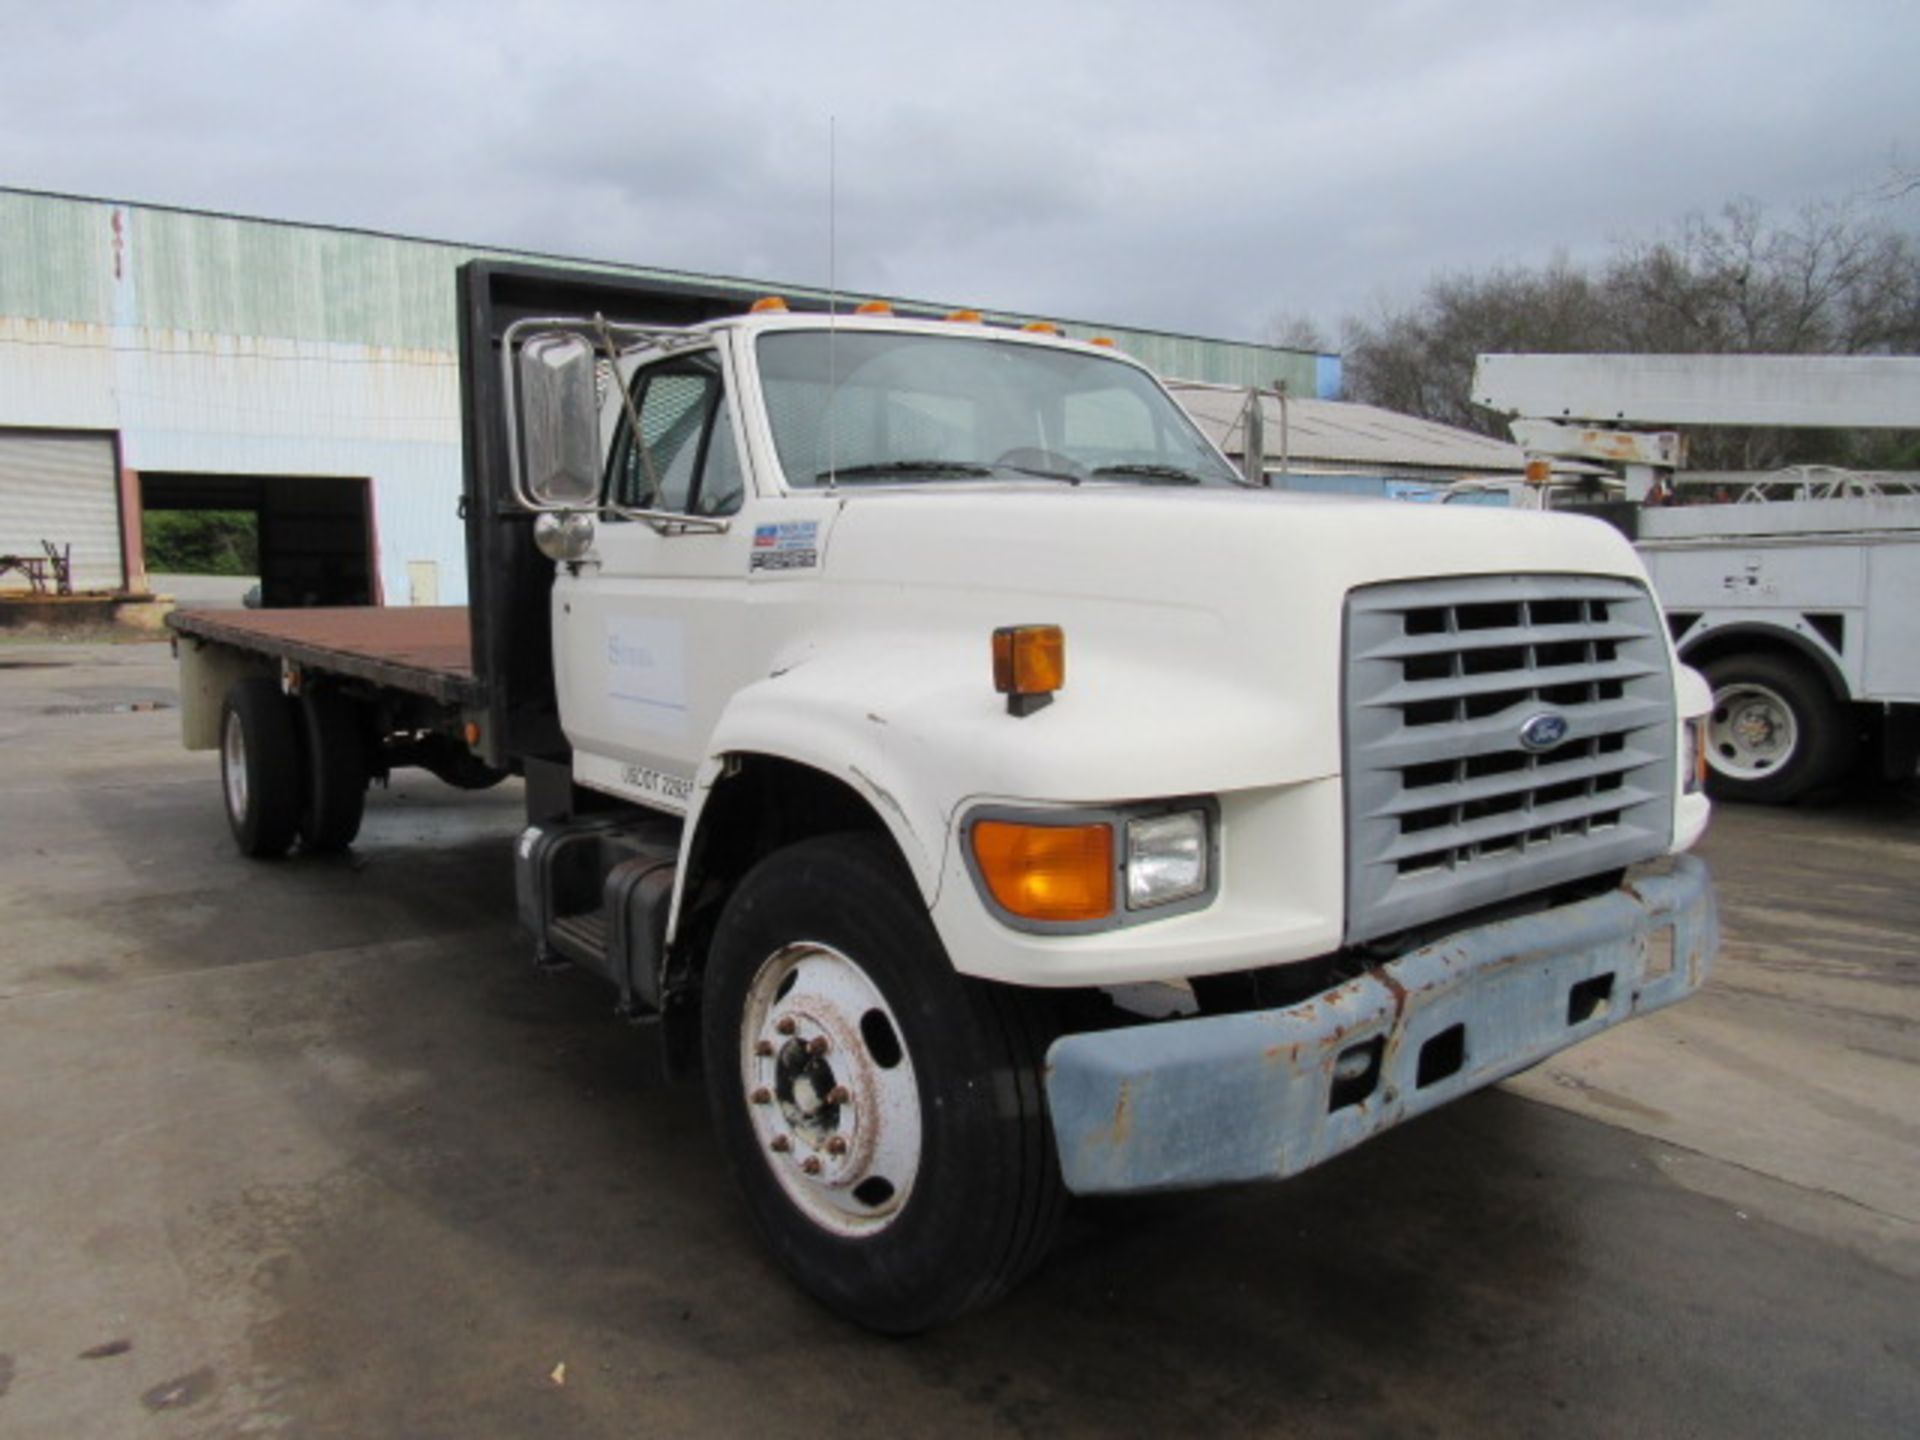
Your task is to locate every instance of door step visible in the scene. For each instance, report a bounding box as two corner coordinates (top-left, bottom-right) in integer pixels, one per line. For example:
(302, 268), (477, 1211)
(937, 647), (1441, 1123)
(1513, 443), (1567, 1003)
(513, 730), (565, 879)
(549, 909), (611, 968)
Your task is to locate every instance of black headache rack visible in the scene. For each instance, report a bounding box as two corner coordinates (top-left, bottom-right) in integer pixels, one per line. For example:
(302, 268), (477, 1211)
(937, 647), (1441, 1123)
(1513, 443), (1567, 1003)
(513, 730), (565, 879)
(458, 260), (791, 770)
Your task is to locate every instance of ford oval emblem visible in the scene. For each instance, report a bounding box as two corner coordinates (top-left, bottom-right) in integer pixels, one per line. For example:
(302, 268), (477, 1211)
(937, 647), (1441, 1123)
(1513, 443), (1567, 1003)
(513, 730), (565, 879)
(1519, 712), (1571, 752)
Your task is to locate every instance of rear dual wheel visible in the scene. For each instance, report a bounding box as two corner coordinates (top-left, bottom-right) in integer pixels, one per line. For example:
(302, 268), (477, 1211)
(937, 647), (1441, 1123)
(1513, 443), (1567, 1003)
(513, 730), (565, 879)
(702, 834), (1064, 1334)
(221, 678), (303, 857)
(219, 679), (366, 856)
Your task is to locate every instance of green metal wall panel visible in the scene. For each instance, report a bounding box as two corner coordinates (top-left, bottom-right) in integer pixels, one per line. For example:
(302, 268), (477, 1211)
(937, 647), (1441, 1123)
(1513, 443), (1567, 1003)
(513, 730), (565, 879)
(0, 191), (115, 324)
(3, 188), (1321, 388)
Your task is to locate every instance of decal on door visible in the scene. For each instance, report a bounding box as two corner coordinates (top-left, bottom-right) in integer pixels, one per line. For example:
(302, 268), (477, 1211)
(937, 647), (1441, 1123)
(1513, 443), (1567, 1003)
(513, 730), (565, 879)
(604, 617), (689, 737)
(750, 520), (820, 573)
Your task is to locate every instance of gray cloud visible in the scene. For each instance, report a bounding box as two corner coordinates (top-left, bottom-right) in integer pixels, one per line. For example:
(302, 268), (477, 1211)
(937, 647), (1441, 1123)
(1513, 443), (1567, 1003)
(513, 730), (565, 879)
(4, 0), (1916, 345)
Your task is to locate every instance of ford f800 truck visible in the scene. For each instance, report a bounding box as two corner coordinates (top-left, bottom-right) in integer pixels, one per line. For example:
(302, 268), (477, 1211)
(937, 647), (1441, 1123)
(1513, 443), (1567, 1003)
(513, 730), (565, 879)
(169, 262), (1719, 1332)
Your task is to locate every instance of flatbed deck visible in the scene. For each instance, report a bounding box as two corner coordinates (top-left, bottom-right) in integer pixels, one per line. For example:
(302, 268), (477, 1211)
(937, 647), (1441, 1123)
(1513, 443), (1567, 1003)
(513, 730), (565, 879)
(167, 606), (480, 706)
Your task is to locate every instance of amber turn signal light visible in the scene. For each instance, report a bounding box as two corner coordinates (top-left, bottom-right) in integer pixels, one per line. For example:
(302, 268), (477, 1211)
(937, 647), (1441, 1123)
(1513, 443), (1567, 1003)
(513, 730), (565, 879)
(971, 820), (1113, 923)
(993, 625), (1064, 716)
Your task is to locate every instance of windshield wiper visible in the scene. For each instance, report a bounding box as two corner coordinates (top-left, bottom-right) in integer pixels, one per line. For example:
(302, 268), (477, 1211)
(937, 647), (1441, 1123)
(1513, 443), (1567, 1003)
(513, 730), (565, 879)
(818, 460), (995, 483)
(996, 464), (1083, 484)
(1090, 463), (1206, 485)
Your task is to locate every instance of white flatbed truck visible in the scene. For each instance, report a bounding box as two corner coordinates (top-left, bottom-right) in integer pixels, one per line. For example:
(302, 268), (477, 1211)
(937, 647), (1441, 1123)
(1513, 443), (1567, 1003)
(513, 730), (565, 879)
(169, 264), (1718, 1331)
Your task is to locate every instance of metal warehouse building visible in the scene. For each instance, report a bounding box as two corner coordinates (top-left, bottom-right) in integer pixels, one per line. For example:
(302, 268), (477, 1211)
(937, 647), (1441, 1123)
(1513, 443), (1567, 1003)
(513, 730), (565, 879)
(0, 187), (1336, 607)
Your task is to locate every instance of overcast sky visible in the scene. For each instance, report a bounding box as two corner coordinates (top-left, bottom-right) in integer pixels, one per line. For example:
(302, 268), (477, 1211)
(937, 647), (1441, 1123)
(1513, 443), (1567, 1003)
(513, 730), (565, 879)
(6, 0), (1918, 347)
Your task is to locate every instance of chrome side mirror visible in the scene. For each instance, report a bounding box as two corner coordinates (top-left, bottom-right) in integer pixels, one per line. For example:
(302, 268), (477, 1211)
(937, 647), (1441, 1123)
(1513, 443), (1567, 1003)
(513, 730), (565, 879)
(515, 332), (601, 507)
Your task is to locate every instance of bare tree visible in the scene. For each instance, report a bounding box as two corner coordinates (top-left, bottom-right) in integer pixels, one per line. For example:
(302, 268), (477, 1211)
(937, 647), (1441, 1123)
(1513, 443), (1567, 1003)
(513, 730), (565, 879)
(1344, 256), (1603, 434)
(1264, 311), (1332, 354)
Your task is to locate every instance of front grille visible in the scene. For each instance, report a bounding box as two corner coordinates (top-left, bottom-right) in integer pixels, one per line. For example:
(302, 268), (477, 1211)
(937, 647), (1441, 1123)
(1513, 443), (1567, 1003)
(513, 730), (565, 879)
(1344, 575), (1676, 945)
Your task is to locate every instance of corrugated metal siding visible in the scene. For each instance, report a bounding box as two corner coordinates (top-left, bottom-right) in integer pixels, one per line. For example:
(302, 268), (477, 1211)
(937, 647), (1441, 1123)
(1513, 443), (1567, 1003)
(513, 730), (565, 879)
(0, 431), (123, 591)
(0, 192), (114, 325)
(132, 207), (463, 351)
(7, 189), (1323, 379)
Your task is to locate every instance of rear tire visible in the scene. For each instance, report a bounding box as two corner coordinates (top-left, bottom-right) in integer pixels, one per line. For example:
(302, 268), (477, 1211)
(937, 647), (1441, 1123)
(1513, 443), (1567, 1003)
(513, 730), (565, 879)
(220, 678), (302, 858)
(1702, 653), (1851, 804)
(297, 689), (367, 852)
(701, 833), (1064, 1333)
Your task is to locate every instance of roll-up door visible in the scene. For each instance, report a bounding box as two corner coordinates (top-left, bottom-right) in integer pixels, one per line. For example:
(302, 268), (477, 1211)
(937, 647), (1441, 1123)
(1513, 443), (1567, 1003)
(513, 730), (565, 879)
(0, 431), (124, 592)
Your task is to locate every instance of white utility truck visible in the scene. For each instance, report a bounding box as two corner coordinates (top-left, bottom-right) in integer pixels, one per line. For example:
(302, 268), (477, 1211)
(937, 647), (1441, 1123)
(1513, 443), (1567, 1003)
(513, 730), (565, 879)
(1475, 353), (1920, 803)
(170, 264), (1718, 1332)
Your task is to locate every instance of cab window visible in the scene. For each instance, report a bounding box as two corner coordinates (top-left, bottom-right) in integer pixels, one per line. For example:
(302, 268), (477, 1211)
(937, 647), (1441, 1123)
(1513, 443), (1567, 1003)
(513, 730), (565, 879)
(606, 353), (745, 517)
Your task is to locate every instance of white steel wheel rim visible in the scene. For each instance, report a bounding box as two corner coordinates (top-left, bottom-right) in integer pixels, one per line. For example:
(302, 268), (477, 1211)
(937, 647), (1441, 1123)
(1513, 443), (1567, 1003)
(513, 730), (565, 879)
(1708, 681), (1798, 780)
(222, 710), (249, 823)
(738, 941), (922, 1238)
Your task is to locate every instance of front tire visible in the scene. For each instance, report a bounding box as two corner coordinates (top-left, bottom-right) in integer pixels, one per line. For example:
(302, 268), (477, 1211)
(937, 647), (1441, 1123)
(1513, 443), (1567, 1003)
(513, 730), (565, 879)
(1702, 653), (1851, 804)
(701, 833), (1064, 1333)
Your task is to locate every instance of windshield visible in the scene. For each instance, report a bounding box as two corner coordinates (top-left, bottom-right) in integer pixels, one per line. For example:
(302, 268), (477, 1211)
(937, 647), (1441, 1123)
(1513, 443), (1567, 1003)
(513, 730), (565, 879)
(755, 330), (1244, 489)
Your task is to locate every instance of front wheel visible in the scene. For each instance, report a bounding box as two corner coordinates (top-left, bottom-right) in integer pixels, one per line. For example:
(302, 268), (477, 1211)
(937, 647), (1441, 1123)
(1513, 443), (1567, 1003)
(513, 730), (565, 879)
(701, 833), (1064, 1333)
(1701, 653), (1852, 804)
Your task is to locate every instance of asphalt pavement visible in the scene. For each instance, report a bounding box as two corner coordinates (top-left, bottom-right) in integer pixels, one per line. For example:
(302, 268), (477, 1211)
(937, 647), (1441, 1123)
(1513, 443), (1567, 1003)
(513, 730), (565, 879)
(0, 639), (1914, 1439)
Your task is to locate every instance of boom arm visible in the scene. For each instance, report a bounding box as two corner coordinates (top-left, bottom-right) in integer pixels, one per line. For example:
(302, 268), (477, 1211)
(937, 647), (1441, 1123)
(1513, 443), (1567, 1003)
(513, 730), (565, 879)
(1473, 354), (1920, 429)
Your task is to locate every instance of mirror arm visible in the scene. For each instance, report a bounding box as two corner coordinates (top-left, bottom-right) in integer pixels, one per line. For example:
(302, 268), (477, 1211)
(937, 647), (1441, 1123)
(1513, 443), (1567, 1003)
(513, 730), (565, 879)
(593, 313), (666, 505)
(600, 504), (731, 535)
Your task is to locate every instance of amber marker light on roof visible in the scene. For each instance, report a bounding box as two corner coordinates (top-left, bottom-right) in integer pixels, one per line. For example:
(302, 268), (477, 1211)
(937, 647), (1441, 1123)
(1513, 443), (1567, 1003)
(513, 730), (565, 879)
(854, 300), (893, 315)
(946, 309), (984, 323)
(749, 296), (789, 313)
(1021, 321), (1062, 335)
(1089, 336), (1116, 347)
(992, 624), (1065, 717)
(971, 819), (1113, 924)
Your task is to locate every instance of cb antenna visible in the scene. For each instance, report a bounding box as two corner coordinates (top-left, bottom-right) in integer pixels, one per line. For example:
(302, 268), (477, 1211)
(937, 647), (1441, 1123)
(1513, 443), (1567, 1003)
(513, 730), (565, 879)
(826, 113), (839, 490)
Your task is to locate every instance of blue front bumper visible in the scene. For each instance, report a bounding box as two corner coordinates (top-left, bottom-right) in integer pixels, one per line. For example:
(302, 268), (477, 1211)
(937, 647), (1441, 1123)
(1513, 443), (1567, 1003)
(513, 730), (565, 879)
(1044, 856), (1717, 1195)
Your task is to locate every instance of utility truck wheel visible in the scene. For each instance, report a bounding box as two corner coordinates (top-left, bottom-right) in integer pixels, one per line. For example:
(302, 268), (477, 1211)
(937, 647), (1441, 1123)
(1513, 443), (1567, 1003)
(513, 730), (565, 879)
(297, 689), (367, 852)
(1702, 654), (1850, 805)
(220, 678), (302, 858)
(702, 833), (1064, 1334)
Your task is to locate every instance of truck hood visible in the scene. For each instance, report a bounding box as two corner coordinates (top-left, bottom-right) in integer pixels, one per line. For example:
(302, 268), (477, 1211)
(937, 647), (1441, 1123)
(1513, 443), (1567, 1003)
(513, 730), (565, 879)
(819, 483), (1645, 609)
(787, 484), (1655, 800)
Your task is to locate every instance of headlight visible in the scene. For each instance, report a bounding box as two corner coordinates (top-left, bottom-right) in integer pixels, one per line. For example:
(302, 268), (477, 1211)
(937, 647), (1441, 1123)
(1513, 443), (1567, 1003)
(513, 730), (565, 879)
(964, 800), (1216, 931)
(1126, 810), (1209, 910)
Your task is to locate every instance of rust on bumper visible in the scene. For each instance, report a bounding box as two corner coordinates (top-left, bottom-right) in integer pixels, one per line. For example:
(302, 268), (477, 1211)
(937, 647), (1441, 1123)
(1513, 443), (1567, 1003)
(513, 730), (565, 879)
(1044, 856), (1717, 1195)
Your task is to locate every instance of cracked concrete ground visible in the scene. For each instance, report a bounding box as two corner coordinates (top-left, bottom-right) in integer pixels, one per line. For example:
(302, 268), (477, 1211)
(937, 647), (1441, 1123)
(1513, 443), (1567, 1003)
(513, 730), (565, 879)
(1, 639), (1915, 1438)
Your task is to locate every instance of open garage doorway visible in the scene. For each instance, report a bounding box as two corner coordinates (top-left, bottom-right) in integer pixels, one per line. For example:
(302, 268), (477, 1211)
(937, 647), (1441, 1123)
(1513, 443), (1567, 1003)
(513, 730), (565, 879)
(140, 473), (378, 607)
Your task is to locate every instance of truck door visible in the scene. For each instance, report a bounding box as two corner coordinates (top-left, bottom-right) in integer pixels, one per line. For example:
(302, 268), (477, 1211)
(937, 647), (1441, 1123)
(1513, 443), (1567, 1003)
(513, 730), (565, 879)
(554, 339), (765, 810)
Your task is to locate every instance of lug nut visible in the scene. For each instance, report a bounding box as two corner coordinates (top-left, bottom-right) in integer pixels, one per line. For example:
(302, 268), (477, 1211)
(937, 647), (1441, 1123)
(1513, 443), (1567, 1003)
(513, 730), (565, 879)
(826, 1136), (849, 1156)
(750, 1087), (773, 1105)
(775, 1017), (797, 1036)
(807, 1036), (830, 1057)
(753, 1039), (775, 1057)
(827, 1085), (851, 1106)
(801, 1157), (823, 1176)
(770, 1135), (791, 1153)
